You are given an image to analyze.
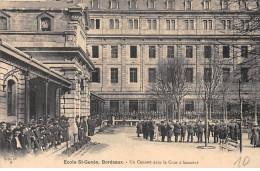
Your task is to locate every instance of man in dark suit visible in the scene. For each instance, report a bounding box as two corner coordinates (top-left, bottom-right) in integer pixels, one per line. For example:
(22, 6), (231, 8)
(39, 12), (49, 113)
(181, 122), (187, 142)
(214, 121), (220, 143)
(11, 128), (23, 155)
(174, 121), (181, 142)
(160, 121), (167, 142)
(166, 121), (173, 142)
(3, 131), (15, 156)
(197, 120), (204, 143)
(142, 120), (147, 139)
(148, 119), (155, 141)
(18, 126), (29, 154)
(136, 120), (142, 137)
(187, 122), (195, 142)
(0, 122), (7, 152)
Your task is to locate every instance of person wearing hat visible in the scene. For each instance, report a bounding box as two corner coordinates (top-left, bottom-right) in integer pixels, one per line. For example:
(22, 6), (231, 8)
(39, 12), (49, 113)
(136, 119), (142, 137)
(11, 128), (23, 156)
(166, 121), (173, 142)
(3, 131), (15, 156)
(251, 122), (260, 147)
(229, 120), (235, 140)
(214, 120), (220, 143)
(160, 121), (167, 142)
(18, 126), (29, 154)
(0, 122), (7, 152)
(174, 120), (181, 143)
(187, 121), (195, 143)
(197, 120), (204, 143)
(180, 122), (187, 142)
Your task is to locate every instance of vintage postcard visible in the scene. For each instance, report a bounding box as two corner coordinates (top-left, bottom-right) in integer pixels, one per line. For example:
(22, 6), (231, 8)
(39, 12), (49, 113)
(0, 0), (260, 168)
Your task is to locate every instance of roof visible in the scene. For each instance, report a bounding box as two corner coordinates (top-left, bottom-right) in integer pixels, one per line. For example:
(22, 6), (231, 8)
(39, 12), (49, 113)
(0, 39), (71, 88)
(0, 1), (87, 11)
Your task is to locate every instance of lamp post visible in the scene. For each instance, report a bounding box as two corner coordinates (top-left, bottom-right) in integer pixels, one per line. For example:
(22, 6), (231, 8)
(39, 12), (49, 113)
(238, 79), (243, 153)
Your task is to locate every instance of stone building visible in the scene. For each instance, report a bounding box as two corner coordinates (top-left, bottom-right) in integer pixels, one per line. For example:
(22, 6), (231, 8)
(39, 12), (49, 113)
(0, 0), (105, 134)
(82, 0), (260, 119)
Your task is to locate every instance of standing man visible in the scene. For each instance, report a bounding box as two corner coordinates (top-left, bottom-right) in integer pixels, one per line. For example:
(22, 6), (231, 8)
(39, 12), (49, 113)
(197, 120), (204, 143)
(148, 119), (155, 141)
(187, 122), (195, 143)
(181, 122), (187, 142)
(214, 121), (220, 143)
(166, 121), (173, 142)
(136, 119), (142, 137)
(160, 121), (167, 142)
(174, 121), (181, 142)
(0, 122), (7, 152)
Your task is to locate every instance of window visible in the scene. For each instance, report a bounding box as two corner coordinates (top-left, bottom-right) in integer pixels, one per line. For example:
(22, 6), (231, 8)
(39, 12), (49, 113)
(7, 80), (16, 116)
(129, 19), (138, 29)
(148, 0), (155, 9)
(185, 100), (194, 112)
(92, 68), (100, 83)
(167, 46), (174, 58)
(134, 20), (138, 29)
(90, 19), (100, 29)
(129, 100), (138, 113)
(92, 46), (99, 58)
(186, 46), (193, 58)
(185, 68), (193, 83)
(147, 19), (157, 29)
(111, 46), (118, 58)
(111, 68), (118, 83)
(166, 20), (175, 30)
(241, 46), (248, 58)
(41, 17), (51, 31)
(149, 68), (156, 83)
(110, 19), (119, 29)
(110, 100), (119, 113)
(241, 68), (249, 82)
(167, 0), (174, 9)
(227, 20), (231, 30)
(130, 0), (137, 9)
(148, 20), (151, 30)
(203, 20), (212, 30)
(240, 20), (250, 30)
(222, 0), (228, 10)
(148, 101), (157, 112)
(204, 46), (212, 58)
(239, 0), (247, 10)
(110, 19), (114, 29)
(149, 46), (156, 58)
(130, 46), (137, 58)
(185, 20), (189, 30)
(190, 20), (194, 30)
(153, 20), (157, 30)
(223, 46), (230, 58)
(204, 0), (210, 10)
(111, 0), (118, 9)
(221, 20), (226, 30)
(204, 68), (212, 83)
(185, 20), (194, 30)
(185, 0), (192, 10)
(223, 68), (230, 82)
(92, 0), (99, 9)
(130, 68), (138, 83)
(0, 17), (7, 30)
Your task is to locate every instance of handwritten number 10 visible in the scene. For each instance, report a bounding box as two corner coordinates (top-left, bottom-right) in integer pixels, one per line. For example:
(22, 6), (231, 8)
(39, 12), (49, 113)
(234, 156), (250, 168)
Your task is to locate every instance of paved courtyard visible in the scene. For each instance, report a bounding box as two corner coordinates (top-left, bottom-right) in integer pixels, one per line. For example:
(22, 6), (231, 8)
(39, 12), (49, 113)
(2, 126), (260, 168)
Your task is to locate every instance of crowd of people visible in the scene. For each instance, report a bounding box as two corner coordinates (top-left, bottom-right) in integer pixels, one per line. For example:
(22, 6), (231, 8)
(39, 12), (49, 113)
(136, 119), (260, 147)
(104, 111), (260, 121)
(0, 115), (102, 157)
(0, 116), (70, 157)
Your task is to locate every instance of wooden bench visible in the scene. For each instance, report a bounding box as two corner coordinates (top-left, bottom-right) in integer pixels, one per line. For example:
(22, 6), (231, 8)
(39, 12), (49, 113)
(219, 139), (239, 152)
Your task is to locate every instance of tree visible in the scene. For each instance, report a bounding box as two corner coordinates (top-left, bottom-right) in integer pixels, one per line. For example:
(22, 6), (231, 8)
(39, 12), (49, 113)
(147, 57), (188, 121)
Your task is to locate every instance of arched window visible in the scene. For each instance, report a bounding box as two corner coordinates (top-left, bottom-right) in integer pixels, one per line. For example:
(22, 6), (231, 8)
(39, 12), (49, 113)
(0, 17), (7, 30)
(41, 17), (51, 31)
(7, 80), (16, 116)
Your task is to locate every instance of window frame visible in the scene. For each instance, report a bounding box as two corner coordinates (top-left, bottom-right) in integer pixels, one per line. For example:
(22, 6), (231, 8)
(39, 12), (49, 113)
(130, 68), (138, 83)
(91, 68), (100, 83)
(111, 46), (118, 58)
(186, 46), (193, 58)
(130, 46), (137, 58)
(92, 46), (99, 58)
(167, 46), (175, 58)
(149, 46), (156, 58)
(111, 68), (119, 83)
(185, 68), (193, 83)
(148, 68), (156, 83)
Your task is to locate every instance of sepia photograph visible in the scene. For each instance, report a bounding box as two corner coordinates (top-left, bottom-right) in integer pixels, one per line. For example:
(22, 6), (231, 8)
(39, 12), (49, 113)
(0, 0), (260, 168)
